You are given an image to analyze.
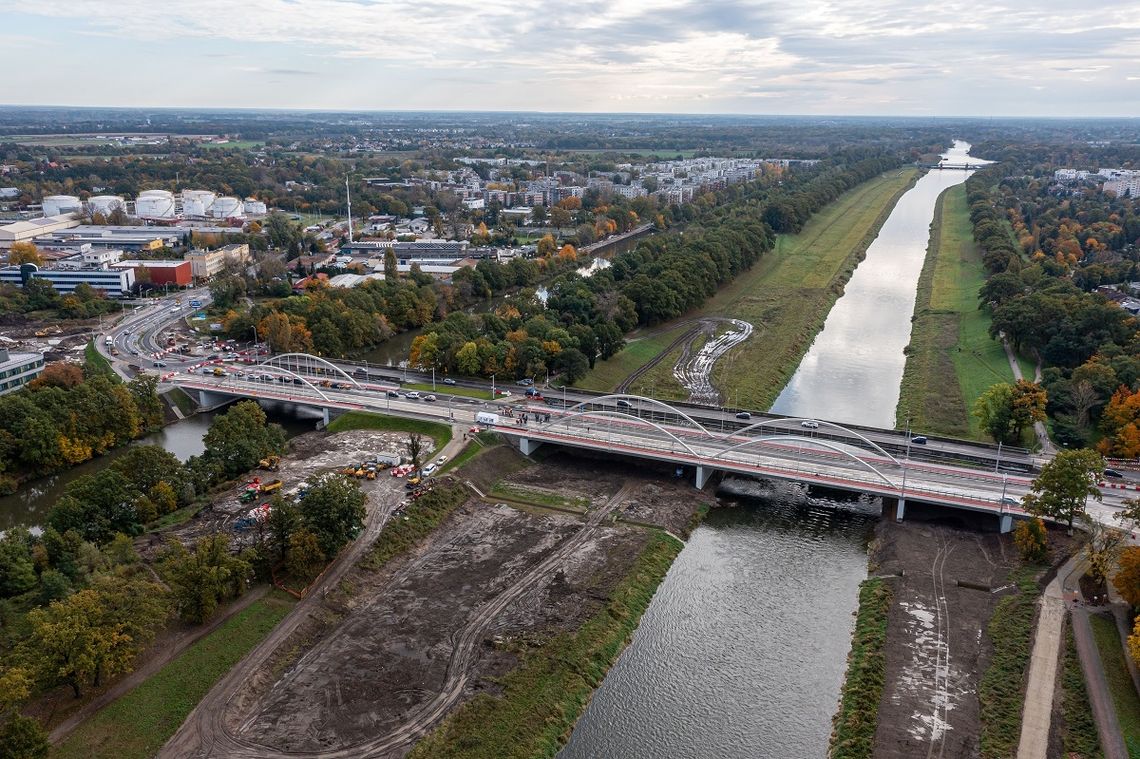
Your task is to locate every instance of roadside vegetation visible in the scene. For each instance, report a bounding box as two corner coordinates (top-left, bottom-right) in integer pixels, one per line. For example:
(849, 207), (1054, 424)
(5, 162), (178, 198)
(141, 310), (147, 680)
(1088, 613), (1140, 751)
(360, 482), (469, 571)
(897, 184), (1023, 438)
(489, 482), (591, 512)
(83, 339), (114, 376)
(977, 566), (1042, 758)
(828, 577), (893, 759)
(576, 324), (689, 392)
(402, 382), (492, 400)
(407, 531), (683, 759)
(326, 411), (451, 452)
(1059, 623), (1102, 758)
(52, 592), (295, 759)
(438, 432), (500, 475)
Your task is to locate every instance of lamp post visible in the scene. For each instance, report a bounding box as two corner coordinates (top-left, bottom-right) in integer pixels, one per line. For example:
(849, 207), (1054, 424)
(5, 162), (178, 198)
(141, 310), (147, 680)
(905, 416), (912, 462)
(994, 441), (1003, 473)
(491, 373), (496, 399)
(999, 475), (1008, 513)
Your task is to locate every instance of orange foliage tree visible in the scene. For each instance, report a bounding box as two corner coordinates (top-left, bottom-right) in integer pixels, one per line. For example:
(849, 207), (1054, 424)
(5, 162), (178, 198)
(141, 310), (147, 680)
(1113, 546), (1140, 607)
(1098, 385), (1140, 458)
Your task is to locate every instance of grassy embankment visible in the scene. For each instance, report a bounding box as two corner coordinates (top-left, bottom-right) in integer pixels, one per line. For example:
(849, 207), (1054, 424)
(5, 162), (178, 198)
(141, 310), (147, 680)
(1059, 623), (1102, 758)
(1089, 612), (1140, 751)
(401, 382), (492, 400)
(407, 531), (683, 759)
(828, 577), (893, 759)
(897, 185), (1033, 439)
(575, 324), (691, 393)
(84, 339), (115, 377)
(325, 411), (452, 454)
(488, 481), (590, 512)
(577, 168), (920, 410)
(438, 431), (500, 475)
(52, 592), (295, 759)
(360, 482), (470, 571)
(978, 566), (1042, 759)
(163, 387), (197, 417)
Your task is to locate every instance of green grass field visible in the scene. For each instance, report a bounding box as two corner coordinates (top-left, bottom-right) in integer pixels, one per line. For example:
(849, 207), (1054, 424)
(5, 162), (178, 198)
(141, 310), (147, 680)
(627, 327), (711, 399)
(575, 324), (691, 392)
(325, 411), (452, 453)
(897, 185), (1034, 439)
(1089, 612), (1140, 748)
(52, 592), (294, 759)
(438, 432), (500, 475)
(402, 382), (492, 400)
(1060, 623), (1101, 758)
(829, 578), (893, 759)
(489, 482), (590, 512)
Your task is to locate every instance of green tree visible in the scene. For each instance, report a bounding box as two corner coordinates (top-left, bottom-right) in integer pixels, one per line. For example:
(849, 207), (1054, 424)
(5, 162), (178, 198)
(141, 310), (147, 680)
(407, 433), (424, 474)
(455, 341), (481, 376)
(1023, 449), (1105, 534)
(47, 469), (141, 544)
(158, 534), (250, 624)
(111, 445), (183, 496)
(973, 383), (1016, 443)
(202, 400), (285, 478)
(0, 529), (37, 597)
(285, 528), (326, 580)
(0, 715), (49, 759)
(298, 474), (366, 557)
(384, 248), (398, 281)
(267, 498), (301, 563)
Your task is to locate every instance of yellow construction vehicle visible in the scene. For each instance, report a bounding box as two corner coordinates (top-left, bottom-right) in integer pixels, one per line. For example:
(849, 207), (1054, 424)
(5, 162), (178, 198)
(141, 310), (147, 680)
(366, 470), (377, 480)
(259, 479), (283, 494)
(258, 455), (281, 471)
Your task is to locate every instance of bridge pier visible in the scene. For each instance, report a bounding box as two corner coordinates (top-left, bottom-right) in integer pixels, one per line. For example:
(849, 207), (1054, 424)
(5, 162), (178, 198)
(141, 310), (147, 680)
(197, 389), (228, 410)
(999, 513), (1013, 534)
(695, 465), (715, 489)
(895, 497), (906, 523)
(519, 437), (542, 456)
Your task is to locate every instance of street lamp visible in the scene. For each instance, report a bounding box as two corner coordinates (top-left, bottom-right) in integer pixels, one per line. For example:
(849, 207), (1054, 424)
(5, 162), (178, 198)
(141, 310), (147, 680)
(904, 416), (912, 462)
(491, 373), (496, 398)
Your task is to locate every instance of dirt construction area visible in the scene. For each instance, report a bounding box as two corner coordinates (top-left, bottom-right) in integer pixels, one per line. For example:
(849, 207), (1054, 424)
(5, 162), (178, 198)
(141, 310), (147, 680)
(167, 444), (709, 758)
(870, 514), (1020, 758)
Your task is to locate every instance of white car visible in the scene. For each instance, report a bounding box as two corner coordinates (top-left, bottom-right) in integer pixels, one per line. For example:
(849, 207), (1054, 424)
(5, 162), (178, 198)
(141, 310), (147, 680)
(437, 456), (448, 465)
(406, 391), (420, 399)
(800, 420), (820, 429)
(422, 463), (437, 475)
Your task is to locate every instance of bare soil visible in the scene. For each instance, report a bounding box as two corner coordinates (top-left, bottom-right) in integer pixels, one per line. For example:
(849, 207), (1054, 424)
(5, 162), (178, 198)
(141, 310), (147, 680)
(210, 448), (709, 756)
(871, 517), (1019, 759)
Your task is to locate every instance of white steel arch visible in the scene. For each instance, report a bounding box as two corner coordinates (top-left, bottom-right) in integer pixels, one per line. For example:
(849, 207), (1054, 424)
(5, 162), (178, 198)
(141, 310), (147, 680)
(260, 353), (362, 389)
(564, 394), (716, 438)
(731, 418), (901, 466)
(235, 364), (330, 401)
(711, 434), (898, 487)
(537, 409), (702, 458)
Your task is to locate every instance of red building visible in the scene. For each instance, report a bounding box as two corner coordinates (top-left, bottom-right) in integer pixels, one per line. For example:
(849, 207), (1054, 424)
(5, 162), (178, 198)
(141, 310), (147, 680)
(113, 259), (192, 287)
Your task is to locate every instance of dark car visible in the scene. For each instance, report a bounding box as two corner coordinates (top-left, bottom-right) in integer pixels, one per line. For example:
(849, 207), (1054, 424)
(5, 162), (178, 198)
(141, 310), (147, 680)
(735, 412), (752, 420)
(1105, 468), (1125, 479)
(911, 435), (928, 445)
(387, 390), (399, 398)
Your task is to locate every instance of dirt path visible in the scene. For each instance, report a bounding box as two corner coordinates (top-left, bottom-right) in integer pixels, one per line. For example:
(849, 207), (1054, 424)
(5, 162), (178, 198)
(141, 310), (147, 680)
(670, 318), (752, 405)
(1001, 338), (1055, 455)
(47, 584), (269, 745)
(1069, 607), (1129, 759)
(615, 322), (701, 394)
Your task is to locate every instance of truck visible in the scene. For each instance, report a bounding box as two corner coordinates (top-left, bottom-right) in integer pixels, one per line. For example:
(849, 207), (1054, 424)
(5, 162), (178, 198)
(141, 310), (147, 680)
(259, 479), (283, 494)
(475, 412), (500, 427)
(104, 335), (114, 346)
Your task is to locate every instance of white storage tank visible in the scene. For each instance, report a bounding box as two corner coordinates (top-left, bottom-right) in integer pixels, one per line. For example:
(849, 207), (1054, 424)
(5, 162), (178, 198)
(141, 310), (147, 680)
(243, 198), (267, 215)
(210, 196), (244, 219)
(181, 190), (216, 218)
(135, 190), (176, 219)
(86, 195), (125, 216)
(42, 194), (82, 216)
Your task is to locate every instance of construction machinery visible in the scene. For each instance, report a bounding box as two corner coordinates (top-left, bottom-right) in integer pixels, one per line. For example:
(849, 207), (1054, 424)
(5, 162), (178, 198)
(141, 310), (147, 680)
(259, 479), (283, 494)
(258, 455), (281, 471)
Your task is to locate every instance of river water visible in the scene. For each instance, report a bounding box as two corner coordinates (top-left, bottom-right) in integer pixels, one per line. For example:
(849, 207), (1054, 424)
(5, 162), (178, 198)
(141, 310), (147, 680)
(562, 142), (985, 758)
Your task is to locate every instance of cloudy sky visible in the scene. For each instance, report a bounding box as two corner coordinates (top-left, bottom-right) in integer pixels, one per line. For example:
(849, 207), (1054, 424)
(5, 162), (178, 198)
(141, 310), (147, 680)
(2, 0), (1139, 115)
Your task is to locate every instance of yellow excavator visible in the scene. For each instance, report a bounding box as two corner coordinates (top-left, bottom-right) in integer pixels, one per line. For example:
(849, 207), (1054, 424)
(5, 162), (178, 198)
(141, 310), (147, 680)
(258, 455), (281, 471)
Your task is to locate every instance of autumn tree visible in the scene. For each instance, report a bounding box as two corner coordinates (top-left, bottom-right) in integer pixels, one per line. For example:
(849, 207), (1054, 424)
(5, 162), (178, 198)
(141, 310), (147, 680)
(1084, 517), (1126, 585)
(286, 528), (325, 580)
(1129, 618), (1140, 668)
(1013, 517), (1048, 563)
(1098, 385), (1140, 458)
(557, 243), (578, 263)
(1113, 546), (1140, 607)
(1023, 448), (1105, 534)
(973, 381), (1047, 444)
(8, 242), (43, 267)
(536, 233), (557, 258)
(28, 362), (84, 390)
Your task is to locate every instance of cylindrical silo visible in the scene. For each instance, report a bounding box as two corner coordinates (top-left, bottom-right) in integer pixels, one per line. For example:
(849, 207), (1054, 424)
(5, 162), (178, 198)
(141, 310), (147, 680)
(42, 194), (82, 216)
(181, 190), (216, 218)
(243, 198), (267, 215)
(86, 195), (125, 216)
(135, 190), (176, 219)
(210, 196), (244, 219)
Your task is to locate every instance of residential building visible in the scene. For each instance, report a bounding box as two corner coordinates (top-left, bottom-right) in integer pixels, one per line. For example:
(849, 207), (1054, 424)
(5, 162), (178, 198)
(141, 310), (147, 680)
(184, 243), (250, 279)
(0, 349), (45, 395)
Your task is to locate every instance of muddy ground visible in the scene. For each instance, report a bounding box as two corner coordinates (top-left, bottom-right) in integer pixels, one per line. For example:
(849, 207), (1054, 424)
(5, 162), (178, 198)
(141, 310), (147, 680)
(870, 509), (1077, 759)
(218, 445), (709, 756)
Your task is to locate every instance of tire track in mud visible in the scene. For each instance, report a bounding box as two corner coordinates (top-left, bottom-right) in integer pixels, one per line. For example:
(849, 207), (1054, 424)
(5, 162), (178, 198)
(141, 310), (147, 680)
(179, 484), (635, 758)
(671, 318), (753, 405)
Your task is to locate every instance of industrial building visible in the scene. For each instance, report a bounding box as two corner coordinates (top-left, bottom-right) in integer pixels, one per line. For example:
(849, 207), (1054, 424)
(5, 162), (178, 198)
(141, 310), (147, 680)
(112, 259), (192, 287)
(0, 349), (45, 395)
(0, 262), (134, 296)
(0, 215), (81, 249)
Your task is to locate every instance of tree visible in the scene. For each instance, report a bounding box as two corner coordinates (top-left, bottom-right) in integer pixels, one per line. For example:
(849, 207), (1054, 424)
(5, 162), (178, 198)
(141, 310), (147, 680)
(407, 433), (424, 475)
(1013, 517), (1048, 563)
(267, 498), (301, 562)
(285, 528), (325, 580)
(1098, 385), (1140, 458)
(298, 474), (366, 557)
(28, 363), (84, 390)
(159, 534), (250, 623)
(536, 233), (557, 258)
(202, 400), (285, 478)
(1010, 380), (1048, 439)
(1023, 448), (1105, 534)
(384, 248), (398, 281)
(8, 242), (43, 267)
(1084, 517), (1125, 585)
(0, 716), (49, 759)
(973, 383), (1016, 443)
(1129, 617), (1140, 668)
(1113, 546), (1140, 607)
(0, 528), (37, 597)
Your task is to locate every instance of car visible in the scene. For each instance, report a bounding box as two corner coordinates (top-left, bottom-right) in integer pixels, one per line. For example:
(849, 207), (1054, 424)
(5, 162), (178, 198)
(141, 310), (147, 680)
(422, 463), (437, 475)
(437, 456), (448, 465)
(443, 378), (456, 385)
(1105, 468), (1125, 479)
(516, 378), (533, 386)
(616, 399), (633, 408)
(406, 391), (420, 399)
(130, 349), (139, 356)
(387, 390), (399, 398)
(910, 436), (928, 445)
(152, 361), (167, 368)
(424, 394), (437, 402)
(1000, 496), (1019, 506)
(497, 389), (511, 396)
(800, 420), (819, 429)
(735, 412), (751, 420)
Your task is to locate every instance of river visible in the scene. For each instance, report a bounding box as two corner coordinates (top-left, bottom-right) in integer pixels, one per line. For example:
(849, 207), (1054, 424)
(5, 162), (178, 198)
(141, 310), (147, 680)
(561, 141), (985, 758)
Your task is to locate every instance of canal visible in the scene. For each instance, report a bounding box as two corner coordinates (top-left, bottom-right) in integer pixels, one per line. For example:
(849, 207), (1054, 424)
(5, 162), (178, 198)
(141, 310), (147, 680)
(561, 142), (986, 757)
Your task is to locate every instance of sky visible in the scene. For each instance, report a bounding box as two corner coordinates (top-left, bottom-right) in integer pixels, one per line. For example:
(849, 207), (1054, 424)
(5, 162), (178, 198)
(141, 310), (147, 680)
(1, 0), (1139, 116)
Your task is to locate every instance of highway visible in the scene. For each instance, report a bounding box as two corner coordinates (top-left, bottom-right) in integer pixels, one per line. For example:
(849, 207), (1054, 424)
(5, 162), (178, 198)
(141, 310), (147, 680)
(167, 370), (1139, 529)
